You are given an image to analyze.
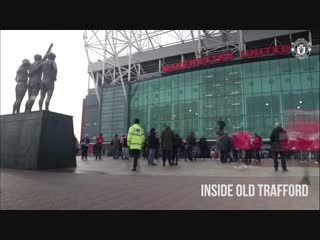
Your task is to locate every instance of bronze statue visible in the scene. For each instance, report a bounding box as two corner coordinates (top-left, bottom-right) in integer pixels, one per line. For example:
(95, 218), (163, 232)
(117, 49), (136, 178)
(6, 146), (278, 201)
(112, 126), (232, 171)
(25, 43), (53, 112)
(13, 59), (31, 114)
(29, 51), (57, 111)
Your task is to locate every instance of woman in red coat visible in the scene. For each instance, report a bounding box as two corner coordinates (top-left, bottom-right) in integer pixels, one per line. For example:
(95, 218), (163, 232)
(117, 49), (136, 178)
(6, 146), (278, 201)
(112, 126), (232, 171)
(253, 133), (262, 163)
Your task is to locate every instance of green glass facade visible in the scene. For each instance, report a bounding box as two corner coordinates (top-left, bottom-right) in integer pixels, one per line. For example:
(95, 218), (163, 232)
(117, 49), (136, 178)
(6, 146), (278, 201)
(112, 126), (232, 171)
(129, 55), (319, 139)
(101, 85), (129, 141)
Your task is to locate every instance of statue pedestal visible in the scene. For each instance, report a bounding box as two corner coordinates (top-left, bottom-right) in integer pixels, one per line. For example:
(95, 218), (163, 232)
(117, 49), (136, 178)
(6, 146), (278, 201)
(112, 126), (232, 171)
(0, 111), (76, 169)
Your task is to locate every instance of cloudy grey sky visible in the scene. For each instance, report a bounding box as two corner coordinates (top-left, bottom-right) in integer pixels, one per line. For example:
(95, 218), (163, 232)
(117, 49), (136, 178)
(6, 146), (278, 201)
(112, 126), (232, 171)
(1, 30), (92, 139)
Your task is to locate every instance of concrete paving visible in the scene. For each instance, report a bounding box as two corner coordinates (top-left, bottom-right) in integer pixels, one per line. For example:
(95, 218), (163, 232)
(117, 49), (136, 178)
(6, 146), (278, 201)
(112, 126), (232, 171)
(1, 156), (319, 210)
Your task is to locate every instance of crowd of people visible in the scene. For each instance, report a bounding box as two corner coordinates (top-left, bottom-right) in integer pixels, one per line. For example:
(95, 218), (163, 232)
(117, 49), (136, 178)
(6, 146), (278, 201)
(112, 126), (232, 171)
(76, 118), (319, 172)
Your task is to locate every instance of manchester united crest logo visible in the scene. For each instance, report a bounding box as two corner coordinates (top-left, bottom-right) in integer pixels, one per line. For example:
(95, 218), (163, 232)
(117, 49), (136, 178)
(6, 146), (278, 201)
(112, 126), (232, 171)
(291, 38), (312, 59)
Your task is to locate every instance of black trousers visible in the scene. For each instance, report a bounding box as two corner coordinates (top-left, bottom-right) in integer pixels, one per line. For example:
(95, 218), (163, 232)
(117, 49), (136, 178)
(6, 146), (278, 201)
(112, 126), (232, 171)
(187, 146), (193, 160)
(81, 145), (88, 159)
(245, 149), (253, 165)
(162, 149), (172, 165)
(273, 151), (287, 170)
(220, 151), (228, 163)
(95, 145), (102, 159)
(172, 148), (179, 163)
(255, 149), (261, 161)
(132, 149), (141, 170)
(200, 148), (207, 158)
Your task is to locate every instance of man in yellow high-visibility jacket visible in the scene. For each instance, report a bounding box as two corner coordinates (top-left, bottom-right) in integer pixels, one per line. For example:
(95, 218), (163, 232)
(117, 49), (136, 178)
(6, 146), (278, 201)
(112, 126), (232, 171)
(127, 118), (145, 171)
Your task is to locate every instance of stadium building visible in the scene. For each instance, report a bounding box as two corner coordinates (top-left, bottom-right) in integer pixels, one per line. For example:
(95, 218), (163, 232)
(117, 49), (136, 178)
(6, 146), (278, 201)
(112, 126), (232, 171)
(81, 30), (319, 143)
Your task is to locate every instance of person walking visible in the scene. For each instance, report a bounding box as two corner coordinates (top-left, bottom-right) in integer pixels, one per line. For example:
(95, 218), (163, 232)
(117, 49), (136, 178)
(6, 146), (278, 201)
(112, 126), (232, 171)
(253, 133), (262, 163)
(147, 128), (158, 166)
(161, 126), (175, 166)
(95, 133), (104, 160)
(218, 132), (232, 163)
(127, 118), (145, 171)
(244, 136), (253, 168)
(199, 137), (208, 159)
(111, 134), (120, 159)
(232, 133), (242, 167)
(186, 132), (196, 161)
(81, 134), (90, 160)
(270, 122), (288, 172)
(173, 133), (182, 165)
(121, 134), (130, 160)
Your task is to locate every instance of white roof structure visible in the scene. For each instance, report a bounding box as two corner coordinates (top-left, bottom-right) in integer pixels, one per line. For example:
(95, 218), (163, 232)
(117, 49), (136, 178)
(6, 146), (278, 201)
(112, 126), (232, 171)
(83, 30), (242, 104)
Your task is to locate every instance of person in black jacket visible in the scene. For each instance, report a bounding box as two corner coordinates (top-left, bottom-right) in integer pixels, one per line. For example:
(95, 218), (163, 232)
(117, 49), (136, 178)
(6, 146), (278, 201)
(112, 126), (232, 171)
(199, 137), (208, 159)
(186, 132), (196, 161)
(218, 132), (232, 163)
(270, 122), (288, 172)
(148, 128), (158, 165)
(173, 133), (182, 165)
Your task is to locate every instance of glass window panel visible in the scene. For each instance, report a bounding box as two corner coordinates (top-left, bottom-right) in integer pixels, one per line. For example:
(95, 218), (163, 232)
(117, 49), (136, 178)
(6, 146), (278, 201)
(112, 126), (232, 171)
(289, 57), (300, 73)
(215, 81), (224, 95)
(281, 74), (291, 91)
(311, 72), (319, 89)
(300, 72), (312, 90)
(242, 63), (252, 78)
(251, 62), (261, 77)
(144, 93), (149, 106)
(262, 95), (273, 115)
(300, 91), (315, 110)
(177, 74), (184, 87)
(253, 77), (262, 93)
(313, 90), (319, 109)
(171, 75), (178, 88)
(200, 68), (208, 76)
(225, 66), (233, 77)
(269, 59), (280, 76)
(192, 70), (200, 85)
(178, 87), (185, 101)
(172, 102), (179, 120)
(153, 92), (159, 104)
(148, 93), (154, 105)
(142, 82), (148, 93)
(261, 76), (272, 93)
(232, 65), (242, 80)
(160, 77), (166, 90)
(271, 95), (280, 114)
(310, 55), (319, 72)
(166, 77), (172, 89)
(172, 88), (179, 101)
(148, 80), (154, 92)
(185, 85), (192, 100)
(184, 119), (193, 138)
(153, 79), (160, 90)
(185, 72), (192, 86)
(299, 58), (311, 72)
(260, 60), (270, 76)
(160, 90), (166, 103)
(177, 101), (185, 120)
(271, 75), (281, 92)
(243, 78), (253, 94)
(216, 105), (225, 117)
(192, 85), (200, 99)
(225, 82), (234, 96)
(291, 73), (301, 90)
(279, 58), (290, 74)
(191, 101), (199, 120)
(216, 67), (225, 81)
(166, 89), (172, 102)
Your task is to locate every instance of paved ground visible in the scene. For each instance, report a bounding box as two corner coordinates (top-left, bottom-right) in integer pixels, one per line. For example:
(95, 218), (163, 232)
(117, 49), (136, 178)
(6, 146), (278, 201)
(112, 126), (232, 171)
(1, 156), (319, 210)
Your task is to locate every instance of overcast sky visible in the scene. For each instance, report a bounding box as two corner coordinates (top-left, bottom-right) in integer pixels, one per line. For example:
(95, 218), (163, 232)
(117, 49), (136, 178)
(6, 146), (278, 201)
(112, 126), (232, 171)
(1, 30), (92, 139)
